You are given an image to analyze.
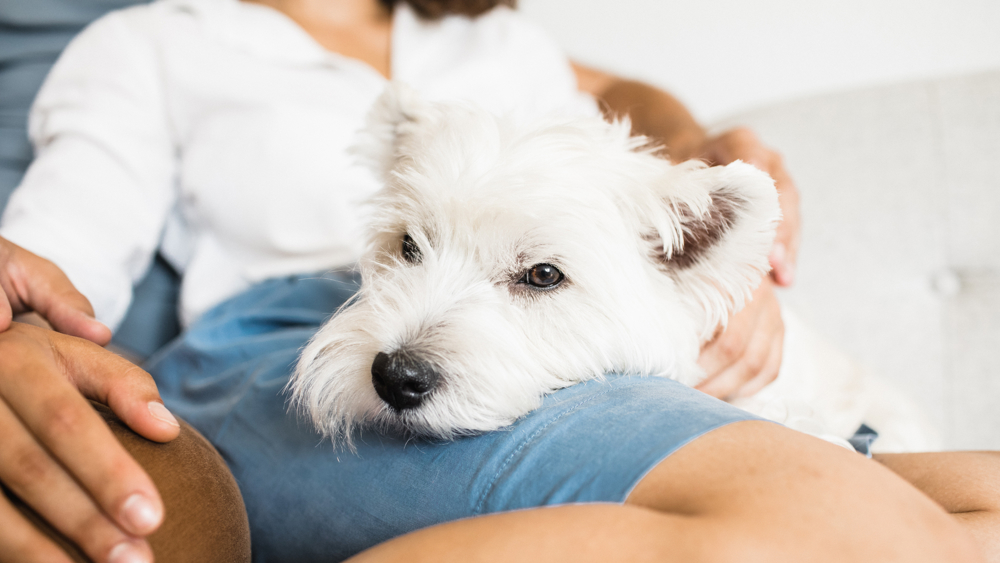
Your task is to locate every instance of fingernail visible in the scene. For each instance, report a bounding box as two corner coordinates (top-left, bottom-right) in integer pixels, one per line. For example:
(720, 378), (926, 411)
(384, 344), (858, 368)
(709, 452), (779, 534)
(120, 493), (161, 535)
(148, 401), (179, 428)
(108, 541), (149, 563)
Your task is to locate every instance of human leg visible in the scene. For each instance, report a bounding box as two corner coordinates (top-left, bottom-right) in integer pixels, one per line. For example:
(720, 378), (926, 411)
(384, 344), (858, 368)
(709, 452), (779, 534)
(142, 272), (989, 563)
(349, 422), (985, 563)
(873, 451), (1000, 561)
(5, 403), (250, 563)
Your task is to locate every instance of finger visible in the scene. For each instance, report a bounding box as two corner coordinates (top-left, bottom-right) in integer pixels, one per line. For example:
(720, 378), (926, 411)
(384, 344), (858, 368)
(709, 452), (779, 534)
(768, 163), (800, 287)
(696, 329), (771, 400)
(695, 319), (756, 399)
(695, 328), (746, 389)
(0, 333), (166, 537)
(57, 333), (180, 443)
(696, 285), (779, 399)
(731, 325), (784, 399)
(768, 242), (794, 287)
(0, 491), (75, 563)
(5, 245), (111, 345)
(44, 301), (113, 347)
(696, 296), (762, 381)
(0, 287), (11, 333)
(0, 399), (153, 563)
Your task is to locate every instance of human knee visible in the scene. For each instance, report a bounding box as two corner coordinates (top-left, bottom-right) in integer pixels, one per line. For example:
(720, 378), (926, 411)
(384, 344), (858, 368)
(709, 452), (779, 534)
(96, 404), (251, 563)
(10, 405), (250, 562)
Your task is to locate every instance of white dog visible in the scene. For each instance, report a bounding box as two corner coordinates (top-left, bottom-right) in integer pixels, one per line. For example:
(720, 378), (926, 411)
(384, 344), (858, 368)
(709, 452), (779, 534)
(290, 85), (932, 452)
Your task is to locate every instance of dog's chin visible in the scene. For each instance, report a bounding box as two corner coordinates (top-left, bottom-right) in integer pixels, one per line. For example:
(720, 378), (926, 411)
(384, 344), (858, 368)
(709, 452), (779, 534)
(386, 408), (506, 441)
(380, 396), (522, 440)
(315, 394), (520, 450)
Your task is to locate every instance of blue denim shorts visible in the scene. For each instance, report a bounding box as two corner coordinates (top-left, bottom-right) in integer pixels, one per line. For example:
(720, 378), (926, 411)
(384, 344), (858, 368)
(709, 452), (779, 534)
(145, 272), (759, 562)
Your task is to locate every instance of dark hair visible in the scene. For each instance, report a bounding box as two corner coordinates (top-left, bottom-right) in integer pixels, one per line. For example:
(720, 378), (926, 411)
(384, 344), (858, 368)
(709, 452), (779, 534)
(378, 0), (516, 19)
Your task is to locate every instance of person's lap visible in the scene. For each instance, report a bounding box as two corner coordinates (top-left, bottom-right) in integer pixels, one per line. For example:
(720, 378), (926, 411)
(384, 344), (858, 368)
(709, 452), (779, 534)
(5, 403), (251, 563)
(144, 272), (759, 562)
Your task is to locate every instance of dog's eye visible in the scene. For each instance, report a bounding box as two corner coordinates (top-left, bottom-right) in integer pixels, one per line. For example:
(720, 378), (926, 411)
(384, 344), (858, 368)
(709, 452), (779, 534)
(523, 264), (564, 289)
(402, 234), (421, 264)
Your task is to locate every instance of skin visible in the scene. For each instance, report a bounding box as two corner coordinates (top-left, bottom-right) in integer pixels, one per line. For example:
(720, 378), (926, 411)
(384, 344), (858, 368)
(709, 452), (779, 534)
(244, 0), (394, 78)
(0, 239), (112, 342)
(874, 452), (1000, 562)
(350, 423), (992, 563)
(0, 1), (995, 561)
(0, 241), (180, 563)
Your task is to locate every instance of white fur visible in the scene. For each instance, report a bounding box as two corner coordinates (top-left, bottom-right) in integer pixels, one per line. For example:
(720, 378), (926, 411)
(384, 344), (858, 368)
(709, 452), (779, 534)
(292, 84), (792, 447)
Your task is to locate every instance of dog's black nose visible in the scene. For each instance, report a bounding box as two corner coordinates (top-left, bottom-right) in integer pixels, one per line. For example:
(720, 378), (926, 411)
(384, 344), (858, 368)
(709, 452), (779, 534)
(371, 351), (440, 411)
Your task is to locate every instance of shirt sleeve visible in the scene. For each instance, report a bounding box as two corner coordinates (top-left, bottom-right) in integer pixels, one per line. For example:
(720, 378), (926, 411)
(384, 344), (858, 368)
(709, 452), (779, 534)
(0, 8), (177, 330)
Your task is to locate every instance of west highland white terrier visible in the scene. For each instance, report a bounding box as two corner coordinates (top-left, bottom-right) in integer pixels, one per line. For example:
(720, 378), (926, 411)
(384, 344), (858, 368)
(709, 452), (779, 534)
(290, 85), (933, 452)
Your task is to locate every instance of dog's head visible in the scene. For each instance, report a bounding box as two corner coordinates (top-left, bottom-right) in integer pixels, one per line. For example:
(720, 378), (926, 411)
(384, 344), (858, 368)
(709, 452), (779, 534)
(291, 84), (780, 446)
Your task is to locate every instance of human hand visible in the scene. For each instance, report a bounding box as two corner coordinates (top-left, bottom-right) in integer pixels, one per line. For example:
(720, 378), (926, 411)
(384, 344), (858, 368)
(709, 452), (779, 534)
(0, 322), (180, 563)
(0, 236), (112, 343)
(693, 128), (801, 287)
(695, 277), (784, 400)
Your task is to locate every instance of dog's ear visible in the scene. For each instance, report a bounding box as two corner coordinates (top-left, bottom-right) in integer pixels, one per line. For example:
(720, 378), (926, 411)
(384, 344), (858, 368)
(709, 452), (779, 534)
(352, 82), (434, 181)
(646, 160), (780, 340)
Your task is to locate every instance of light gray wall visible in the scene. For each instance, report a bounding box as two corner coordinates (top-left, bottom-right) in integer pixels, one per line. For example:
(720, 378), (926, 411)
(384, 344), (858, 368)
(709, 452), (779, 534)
(520, 0), (1000, 122)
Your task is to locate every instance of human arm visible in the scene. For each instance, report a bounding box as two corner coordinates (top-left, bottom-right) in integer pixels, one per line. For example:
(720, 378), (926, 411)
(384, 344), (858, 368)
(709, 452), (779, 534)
(573, 62), (799, 399)
(348, 422), (983, 563)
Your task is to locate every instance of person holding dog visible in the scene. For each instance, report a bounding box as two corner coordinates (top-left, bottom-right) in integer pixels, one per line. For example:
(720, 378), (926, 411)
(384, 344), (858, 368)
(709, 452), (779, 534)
(0, 0), (996, 562)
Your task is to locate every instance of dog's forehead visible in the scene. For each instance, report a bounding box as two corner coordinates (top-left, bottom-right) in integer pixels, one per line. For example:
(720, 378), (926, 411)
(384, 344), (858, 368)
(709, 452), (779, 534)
(388, 158), (628, 249)
(386, 113), (663, 236)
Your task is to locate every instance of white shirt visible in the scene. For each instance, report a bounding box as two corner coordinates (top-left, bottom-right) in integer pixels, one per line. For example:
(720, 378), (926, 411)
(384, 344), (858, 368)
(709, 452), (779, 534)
(0, 0), (596, 329)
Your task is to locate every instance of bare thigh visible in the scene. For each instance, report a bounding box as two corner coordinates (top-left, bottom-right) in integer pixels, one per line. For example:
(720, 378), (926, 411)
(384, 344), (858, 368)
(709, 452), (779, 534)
(4, 404), (251, 563)
(350, 421), (982, 563)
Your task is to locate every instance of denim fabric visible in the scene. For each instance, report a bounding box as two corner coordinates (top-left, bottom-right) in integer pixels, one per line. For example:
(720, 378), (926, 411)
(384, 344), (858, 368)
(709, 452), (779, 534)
(848, 423), (879, 458)
(146, 272), (759, 562)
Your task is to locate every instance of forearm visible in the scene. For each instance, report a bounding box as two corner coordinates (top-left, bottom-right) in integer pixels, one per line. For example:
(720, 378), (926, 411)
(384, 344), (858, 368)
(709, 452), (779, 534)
(573, 63), (706, 161)
(876, 452), (1000, 562)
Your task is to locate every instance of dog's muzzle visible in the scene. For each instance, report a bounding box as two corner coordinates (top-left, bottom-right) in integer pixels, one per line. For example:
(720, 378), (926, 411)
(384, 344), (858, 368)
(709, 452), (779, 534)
(371, 351), (441, 411)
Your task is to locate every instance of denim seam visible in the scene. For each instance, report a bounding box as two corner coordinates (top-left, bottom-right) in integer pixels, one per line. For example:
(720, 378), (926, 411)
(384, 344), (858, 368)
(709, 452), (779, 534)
(472, 385), (621, 515)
